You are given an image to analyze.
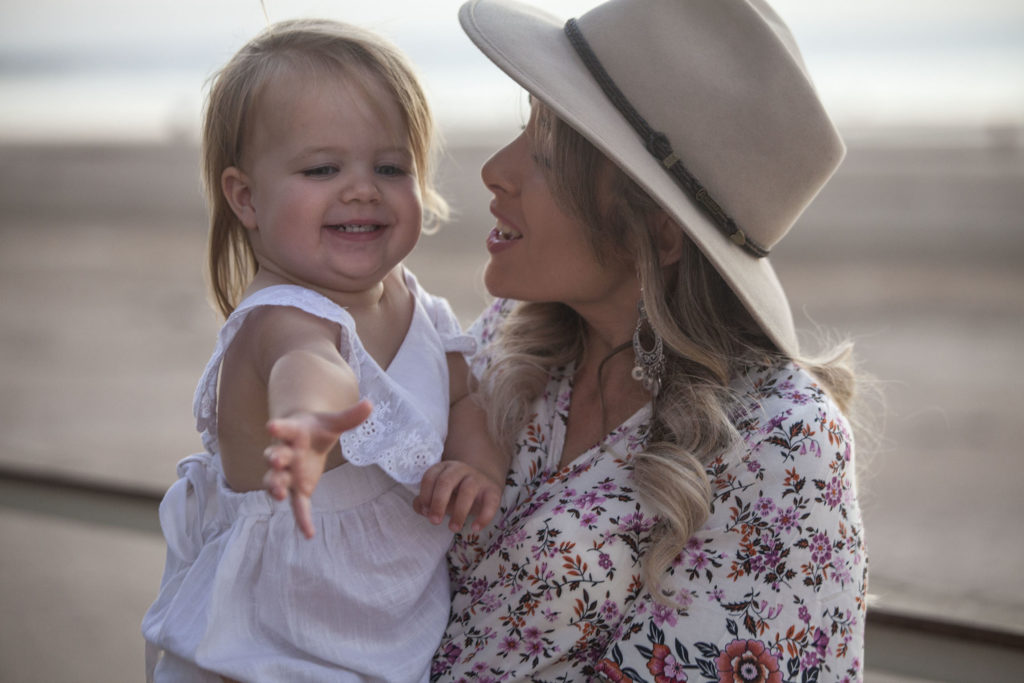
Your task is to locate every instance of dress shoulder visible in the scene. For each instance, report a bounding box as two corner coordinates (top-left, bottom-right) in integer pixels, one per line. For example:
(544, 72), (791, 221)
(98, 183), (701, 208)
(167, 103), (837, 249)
(403, 268), (476, 355)
(192, 285), (361, 457)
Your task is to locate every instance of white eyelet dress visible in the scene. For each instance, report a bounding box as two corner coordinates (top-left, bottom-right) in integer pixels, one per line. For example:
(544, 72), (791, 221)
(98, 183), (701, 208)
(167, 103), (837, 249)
(142, 270), (474, 683)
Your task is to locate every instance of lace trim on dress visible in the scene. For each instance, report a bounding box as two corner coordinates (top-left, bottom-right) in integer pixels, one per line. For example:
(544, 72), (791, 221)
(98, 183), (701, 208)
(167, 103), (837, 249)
(192, 278), (466, 485)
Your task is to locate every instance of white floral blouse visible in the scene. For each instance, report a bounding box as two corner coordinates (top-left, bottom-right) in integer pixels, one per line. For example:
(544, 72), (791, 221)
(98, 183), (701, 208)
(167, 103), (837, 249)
(432, 300), (867, 683)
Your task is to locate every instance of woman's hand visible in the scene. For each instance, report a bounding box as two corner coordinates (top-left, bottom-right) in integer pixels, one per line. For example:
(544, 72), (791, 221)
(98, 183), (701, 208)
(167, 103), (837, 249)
(414, 460), (503, 533)
(263, 400), (372, 539)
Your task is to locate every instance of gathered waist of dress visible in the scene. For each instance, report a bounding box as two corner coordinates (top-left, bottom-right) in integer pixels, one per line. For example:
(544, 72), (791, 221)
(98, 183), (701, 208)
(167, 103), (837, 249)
(175, 452), (411, 519)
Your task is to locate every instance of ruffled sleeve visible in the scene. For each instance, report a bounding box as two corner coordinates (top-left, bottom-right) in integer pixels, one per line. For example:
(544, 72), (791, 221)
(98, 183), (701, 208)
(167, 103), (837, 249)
(594, 364), (867, 683)
(403, 268), (477, 355)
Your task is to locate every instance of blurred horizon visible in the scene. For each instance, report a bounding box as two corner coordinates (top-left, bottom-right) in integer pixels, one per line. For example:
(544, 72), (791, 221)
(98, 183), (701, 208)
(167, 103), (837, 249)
(1, 0), (1023, 143)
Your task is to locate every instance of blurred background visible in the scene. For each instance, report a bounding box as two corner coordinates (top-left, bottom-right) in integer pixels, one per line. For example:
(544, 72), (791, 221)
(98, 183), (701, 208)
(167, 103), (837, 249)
(1, 1), (1022, 680)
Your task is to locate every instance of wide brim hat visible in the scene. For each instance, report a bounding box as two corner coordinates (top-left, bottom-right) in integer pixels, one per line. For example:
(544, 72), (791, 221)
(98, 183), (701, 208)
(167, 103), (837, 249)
(458, 0), (845, 357)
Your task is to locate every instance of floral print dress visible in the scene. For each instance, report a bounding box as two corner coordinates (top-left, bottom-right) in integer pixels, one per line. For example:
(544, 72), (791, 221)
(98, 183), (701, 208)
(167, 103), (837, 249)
(433, 300), (867, 683)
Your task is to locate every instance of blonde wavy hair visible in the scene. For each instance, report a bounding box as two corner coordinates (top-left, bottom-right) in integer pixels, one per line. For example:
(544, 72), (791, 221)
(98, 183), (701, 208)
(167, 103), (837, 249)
(479, 103), (857, 597)
(202, 18), (449, 318)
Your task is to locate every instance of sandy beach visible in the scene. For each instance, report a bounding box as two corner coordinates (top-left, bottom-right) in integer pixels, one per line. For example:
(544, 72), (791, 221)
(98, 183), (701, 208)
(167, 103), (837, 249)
(1, 129), (1023, 680)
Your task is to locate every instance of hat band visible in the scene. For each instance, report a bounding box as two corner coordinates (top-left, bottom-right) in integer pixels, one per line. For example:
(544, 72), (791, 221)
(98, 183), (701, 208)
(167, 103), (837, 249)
(564, 18), (770, 258)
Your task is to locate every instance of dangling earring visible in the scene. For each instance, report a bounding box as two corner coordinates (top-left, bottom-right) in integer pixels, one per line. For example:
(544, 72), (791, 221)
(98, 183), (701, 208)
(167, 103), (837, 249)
(631, 299), (665, 397)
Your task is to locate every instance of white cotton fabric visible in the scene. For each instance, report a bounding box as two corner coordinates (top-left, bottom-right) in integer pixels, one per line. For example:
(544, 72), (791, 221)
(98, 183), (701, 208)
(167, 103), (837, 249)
(142, 270), (474, 683)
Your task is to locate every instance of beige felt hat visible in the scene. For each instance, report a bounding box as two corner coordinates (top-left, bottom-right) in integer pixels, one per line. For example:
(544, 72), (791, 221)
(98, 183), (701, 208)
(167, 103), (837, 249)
(459, 0), (845, 356)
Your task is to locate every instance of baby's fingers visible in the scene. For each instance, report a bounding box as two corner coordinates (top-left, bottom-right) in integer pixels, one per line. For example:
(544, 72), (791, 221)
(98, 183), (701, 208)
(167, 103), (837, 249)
(320, 400), (373, 435)
(292, 493), (315, 539)
(264, 443), (296, 471)
(417, 462), (462, 528)
(471, 484), (502, 531)
(263, 467), (292, 501)
(266, 418), (301, 445)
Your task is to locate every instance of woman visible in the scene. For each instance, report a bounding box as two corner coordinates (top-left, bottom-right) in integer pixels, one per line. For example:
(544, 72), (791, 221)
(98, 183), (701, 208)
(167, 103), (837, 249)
(428, 0), (867, 681)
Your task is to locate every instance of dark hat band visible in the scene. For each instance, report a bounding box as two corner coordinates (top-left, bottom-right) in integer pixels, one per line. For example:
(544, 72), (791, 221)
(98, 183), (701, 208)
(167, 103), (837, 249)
(564, 18), (769, 258)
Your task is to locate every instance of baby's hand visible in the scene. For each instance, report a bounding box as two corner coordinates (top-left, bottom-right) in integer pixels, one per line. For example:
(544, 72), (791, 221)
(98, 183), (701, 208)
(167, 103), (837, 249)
(414, 461), (503, 533)
(263, 400), (372, 539)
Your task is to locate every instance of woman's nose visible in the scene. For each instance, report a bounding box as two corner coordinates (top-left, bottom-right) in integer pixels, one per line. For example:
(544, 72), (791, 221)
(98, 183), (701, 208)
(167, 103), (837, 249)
(481, 132), (526, 196)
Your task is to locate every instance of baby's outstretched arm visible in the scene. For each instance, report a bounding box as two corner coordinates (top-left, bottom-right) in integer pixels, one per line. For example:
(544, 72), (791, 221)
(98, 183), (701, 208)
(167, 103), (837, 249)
(252, 307), (369, 538)
(264, 401), (371, 538)
(414, 354), (509, 532)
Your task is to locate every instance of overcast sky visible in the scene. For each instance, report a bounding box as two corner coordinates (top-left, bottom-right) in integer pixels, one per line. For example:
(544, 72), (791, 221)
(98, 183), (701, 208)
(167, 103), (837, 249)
(1, 0), (1022, 140)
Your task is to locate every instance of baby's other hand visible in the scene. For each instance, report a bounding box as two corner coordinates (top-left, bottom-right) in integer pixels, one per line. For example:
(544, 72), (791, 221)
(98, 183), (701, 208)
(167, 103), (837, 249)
(414, 461), (502, 533)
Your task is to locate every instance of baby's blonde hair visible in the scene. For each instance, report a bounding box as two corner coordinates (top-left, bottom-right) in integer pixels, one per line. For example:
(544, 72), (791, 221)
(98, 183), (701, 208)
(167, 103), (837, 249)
(202, 18), (448, 317)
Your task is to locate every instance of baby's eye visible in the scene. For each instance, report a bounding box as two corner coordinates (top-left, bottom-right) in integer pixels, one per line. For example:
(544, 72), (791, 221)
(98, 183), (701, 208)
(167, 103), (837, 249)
(375, 164), (406, 177)
(303, 165), (338, 178)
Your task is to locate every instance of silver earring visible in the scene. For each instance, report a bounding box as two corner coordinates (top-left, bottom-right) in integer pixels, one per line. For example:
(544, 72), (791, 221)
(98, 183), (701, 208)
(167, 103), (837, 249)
(631, 299), (665, 397)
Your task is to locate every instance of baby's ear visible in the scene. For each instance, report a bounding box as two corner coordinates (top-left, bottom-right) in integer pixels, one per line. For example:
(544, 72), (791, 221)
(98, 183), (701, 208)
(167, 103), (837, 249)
(221, 167), (258, 230)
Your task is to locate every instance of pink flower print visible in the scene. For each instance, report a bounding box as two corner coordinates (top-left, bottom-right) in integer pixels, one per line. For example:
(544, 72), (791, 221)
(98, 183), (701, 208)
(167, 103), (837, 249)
(764, 413), (787, 434)
(716, 639), (782, 683)
(439, 641), (462, 664)
(480, 592), (502, 613)
(580, 512), (599, 527)
(574, 490), (605, 508)
(469, 577), (488, 602)
(798, 605), (812, 624)
(600, 599), (620, 621)
(599, 552), (614, 569)
(754, 496), (775, 517)
(498, 636), (519, 654)
(650, 602), (679, 628)
(672, 590), (695, 611)
(620, 511), (655, 534)
(832, 562), (852, 585)
(823, 476), (843, 508)
(689, 550), (710, 571)
(810, 532), (832, 564)
(812, 627), (830, 657)
(746, 459), (762, 474)
(772, 506), (798, 534)
(647, 643), (688, 682)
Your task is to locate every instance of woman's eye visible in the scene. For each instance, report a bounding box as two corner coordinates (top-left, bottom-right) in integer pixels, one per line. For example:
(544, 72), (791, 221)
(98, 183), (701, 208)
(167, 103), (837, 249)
(531, 153), (552, 170)
(303, 165), (337, 178)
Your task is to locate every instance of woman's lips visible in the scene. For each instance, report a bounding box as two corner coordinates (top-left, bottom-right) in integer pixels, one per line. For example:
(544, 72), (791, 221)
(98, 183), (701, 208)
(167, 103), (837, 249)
(486, 225), (521, 253)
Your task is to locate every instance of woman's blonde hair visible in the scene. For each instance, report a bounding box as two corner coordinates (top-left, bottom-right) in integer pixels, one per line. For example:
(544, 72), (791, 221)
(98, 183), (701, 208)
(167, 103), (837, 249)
(480, 103), (857, 596)
(202, 18), (449, 318)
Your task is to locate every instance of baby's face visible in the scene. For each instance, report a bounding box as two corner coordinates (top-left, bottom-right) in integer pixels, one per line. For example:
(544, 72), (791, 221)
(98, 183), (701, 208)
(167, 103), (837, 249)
(227, 68), (422, 301)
